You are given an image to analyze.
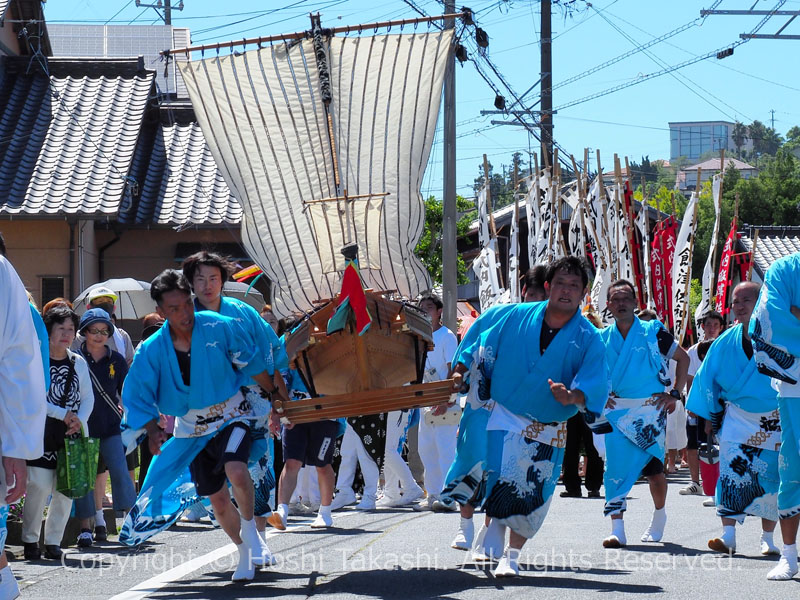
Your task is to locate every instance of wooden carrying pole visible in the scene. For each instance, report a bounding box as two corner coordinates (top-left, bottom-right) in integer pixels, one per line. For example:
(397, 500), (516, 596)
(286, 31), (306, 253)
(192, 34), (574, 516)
(165, 12), (468, 55)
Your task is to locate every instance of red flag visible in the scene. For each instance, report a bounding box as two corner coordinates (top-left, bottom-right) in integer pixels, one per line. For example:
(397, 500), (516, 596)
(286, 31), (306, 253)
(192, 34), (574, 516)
(715, 218), (738, 315)
(650, 216), (677, 328)
(327, 261), (372, 336)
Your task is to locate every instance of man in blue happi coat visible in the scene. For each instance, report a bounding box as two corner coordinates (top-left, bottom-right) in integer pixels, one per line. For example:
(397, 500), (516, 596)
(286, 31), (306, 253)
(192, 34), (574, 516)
(749, 251), (800, 580)
(600, 279), (689, 549)
(183, 251), (289, 544)
(687, 281), (781, 558)
(121, 269), (284, 582)
(443, 256), (609, 577)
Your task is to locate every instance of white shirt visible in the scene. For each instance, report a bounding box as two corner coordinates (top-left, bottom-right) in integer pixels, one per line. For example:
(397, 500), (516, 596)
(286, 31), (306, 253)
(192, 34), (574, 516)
(424, 326), (458, 382)
(0, 256), (47, 461)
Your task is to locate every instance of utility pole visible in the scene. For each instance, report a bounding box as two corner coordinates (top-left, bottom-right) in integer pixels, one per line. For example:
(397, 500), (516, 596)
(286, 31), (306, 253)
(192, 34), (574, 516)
(770, 108), (776, 129)
(540, 0), (553, 165)
(135, 0), (185, 26)
(442, 1), (458, 332)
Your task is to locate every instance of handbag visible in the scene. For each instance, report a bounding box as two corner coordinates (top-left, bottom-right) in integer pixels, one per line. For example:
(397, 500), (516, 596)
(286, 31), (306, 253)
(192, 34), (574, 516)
(55, 425), (100, 499)
(43, 356), (76, 453)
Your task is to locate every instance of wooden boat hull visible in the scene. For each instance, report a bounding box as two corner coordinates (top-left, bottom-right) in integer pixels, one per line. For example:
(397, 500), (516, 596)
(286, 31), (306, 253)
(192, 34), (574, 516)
(280, 291), (454, 422)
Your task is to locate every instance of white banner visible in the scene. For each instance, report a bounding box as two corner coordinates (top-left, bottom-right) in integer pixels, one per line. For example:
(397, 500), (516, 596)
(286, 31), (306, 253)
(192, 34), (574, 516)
(525, 174), (540, 268)
(473, 241), (504, 311)
(696, 173), (723, 339)
(672, 192), (699, 344)
(534, 169), (553, 265)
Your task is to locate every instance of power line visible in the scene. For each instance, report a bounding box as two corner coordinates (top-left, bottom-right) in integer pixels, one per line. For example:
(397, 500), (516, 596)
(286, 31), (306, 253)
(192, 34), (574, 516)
(104, 0), (134, 25)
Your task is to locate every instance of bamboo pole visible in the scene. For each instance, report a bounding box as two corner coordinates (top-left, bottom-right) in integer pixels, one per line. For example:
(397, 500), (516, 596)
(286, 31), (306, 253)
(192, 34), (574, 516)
(166, 12), (467, 55)
(747, 228), (760, 281)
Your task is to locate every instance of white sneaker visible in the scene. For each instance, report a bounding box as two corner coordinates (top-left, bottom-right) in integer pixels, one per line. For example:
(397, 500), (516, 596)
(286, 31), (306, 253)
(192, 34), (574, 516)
(679, 482), (703, 496)
(432, 498), (458, 512)
(393, 486), (424, 507)
(330, 490), (357, 511)
(376, 494), (404, 508)
(702, 497), (716, 507)
(0, 566), (20, 600)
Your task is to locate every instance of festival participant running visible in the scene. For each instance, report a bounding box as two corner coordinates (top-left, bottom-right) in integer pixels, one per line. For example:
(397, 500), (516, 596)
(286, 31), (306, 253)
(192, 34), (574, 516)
(749, 252), (800, 580)
(0, 253), (46, 599)
(600, 280), (690, 549)
(120, 270), (281, 582)
(442, 256), (609, 577)
(687, 281), (781, 557)
(183, 251), (289, 552)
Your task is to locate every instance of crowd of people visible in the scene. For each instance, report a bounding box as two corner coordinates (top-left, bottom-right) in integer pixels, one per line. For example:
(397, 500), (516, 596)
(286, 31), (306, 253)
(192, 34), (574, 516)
(1, 232), (800, 597)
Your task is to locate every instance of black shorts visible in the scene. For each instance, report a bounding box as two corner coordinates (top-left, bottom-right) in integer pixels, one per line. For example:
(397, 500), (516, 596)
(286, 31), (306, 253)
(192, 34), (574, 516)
(282, 420), (339, 467)
(641, 457), (664, 477)
(686, 417), (708, 450)
(189, 422), (252, 496)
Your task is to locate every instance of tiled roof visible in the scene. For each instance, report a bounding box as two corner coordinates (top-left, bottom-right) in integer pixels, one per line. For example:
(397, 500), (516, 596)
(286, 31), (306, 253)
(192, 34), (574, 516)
(120, 115), (240, 225)
(684, 157), (756, 171)
(738, 225), (800, 277)
(0, 57), (154, 217)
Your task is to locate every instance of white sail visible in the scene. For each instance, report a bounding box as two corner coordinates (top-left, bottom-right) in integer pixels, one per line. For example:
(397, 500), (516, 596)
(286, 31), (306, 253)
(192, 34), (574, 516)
(176, 30), (453, 317)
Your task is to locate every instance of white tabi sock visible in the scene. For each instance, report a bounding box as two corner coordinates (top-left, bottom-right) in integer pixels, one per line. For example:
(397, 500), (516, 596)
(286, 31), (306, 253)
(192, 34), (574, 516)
(452, 517), (474, 551)
(232, 543), (255, 581)
(0, 564), (20, 600)
(603, 518), (627, 548)
(95, 509), (106, 528)
(761, 530), (779, 556)
(767, 544), (799, 580)
(641, 507), (666, 542)
(240, 517), (262, 552)
(311, 504), (333, 528)
(493, 547), (520, 577)
(483, 519), (507, 559)
(721, 525), (736, 549)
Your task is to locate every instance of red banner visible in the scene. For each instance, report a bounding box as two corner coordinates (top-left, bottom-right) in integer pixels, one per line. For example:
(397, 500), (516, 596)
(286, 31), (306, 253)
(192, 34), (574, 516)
(715, 218), (738, 315)
(650, 216), (677, 328)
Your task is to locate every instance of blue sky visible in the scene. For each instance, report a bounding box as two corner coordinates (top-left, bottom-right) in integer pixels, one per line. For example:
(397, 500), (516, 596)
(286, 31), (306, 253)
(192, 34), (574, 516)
(44, 0), (800, 198)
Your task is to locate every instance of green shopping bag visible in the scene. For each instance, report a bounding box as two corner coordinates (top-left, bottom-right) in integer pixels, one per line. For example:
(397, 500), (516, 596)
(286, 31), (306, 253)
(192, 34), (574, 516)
(56, 426), (100, 499)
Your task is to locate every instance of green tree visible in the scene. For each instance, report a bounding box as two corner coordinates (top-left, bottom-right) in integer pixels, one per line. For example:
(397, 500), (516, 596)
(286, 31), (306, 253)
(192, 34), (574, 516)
(415, 195), (474, 285)
(732, 121), (748, 155)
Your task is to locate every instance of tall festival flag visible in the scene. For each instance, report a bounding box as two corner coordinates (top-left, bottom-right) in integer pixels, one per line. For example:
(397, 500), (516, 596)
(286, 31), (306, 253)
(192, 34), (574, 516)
(525, 172), (540, 268)
(473, 184), (503, 310)
(634, 198), (652, 310)
(672, 191), (699, 344)
(694, 173), (723, 337)
(508, 191), (521, 303)
(650, 215), (677, 328)
(715, 216), (738, 315)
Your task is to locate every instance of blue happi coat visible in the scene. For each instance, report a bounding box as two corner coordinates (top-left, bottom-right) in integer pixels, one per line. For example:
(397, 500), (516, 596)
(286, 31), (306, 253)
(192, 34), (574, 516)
(687, 324), (780, 522)
(468, 302), (608, 422)
(748, 252), (800, 518)
(122, 311), (268, 432)
(601, 317), (675, 516)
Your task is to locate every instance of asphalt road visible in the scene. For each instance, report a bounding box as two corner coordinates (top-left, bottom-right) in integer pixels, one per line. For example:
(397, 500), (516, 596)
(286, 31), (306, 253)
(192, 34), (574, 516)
(8, 470), (800, 599)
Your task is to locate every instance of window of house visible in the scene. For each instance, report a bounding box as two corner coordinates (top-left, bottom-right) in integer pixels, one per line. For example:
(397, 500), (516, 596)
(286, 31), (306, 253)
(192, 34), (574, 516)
(41, 277), (65, 306)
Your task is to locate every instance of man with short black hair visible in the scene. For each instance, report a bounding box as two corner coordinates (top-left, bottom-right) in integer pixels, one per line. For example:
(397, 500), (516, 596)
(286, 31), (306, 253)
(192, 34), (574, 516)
(183, 251), (289, 545)
(441, 256), (609, 576)
(120, 269), (282, 581)
(600, 279), (689, 549)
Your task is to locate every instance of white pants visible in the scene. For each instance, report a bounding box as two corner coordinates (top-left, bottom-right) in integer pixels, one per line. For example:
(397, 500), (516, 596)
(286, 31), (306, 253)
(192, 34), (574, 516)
(417, 414), (458, 499)
(383, 411), (418, 496)
(21, 466), (73, 546)
(336, 424), (379, 500)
